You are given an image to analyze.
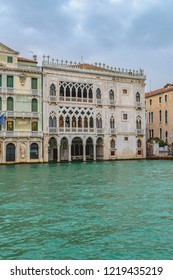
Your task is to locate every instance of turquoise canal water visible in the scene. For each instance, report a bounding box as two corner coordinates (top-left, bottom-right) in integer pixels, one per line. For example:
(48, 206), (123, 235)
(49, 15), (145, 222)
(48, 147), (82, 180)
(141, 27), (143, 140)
(0, 160), (173, 260)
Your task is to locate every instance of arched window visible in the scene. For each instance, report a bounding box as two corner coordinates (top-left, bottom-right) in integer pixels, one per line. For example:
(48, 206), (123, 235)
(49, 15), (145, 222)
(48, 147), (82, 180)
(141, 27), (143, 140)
(49, 116), (57, 127)
(60, 85), (64, 96)
(0, 97), (2, 110)
(66, 85), (70, 97)
(165, 110), (168, 124)
(84, 116), (88, 128)
(110, 139), (115, 149)
(31, 98), (38, 112)
(96, 117), (102, 128)
(72, 86), (76, 97)
(6, 143), (15, 162)
(7, 97), (13, 111)
(78, 87), (82, 98)
(137, 139), (142, 148)
(50, 83), (56, 96)
(160, 128), (162, 139)
(110, 117), (115, 129)
(136, 116), (141, 129)
(96, 88), (101, 99)
(89, 88), (93, 99)
(72, 116), (76, 127)
(109, 90), (114, 100)
(89, 117), (94, 128)
(78, 116), (82, 128)
(65, 116), (70, 127)
(83, 88), (87, 98)
(59, 115), (64, 127)
(136, 92), (140, 102)
(30, 143), (38, 159)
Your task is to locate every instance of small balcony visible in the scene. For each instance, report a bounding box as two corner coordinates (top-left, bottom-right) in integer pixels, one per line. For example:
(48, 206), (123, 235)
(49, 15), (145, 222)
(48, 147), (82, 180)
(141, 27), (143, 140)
(96, 99), (102, 105)
(109, 100), (116, 107)
(0, 131), (43, 137)
(110, 128), (116, 135)
(32, 89), (38, 95)
(136, 102), (142, 108)
(7, 88), (14, 94)
(96, 128), (103, 134)
(49, 96), (57, 103)
(49, 127), (58, 134)
(136, 129), (144, 135)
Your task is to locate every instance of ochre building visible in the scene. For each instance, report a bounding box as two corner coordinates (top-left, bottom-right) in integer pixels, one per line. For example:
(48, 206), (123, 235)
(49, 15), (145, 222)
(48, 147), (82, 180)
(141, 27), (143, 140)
(146, 84), (173, 144)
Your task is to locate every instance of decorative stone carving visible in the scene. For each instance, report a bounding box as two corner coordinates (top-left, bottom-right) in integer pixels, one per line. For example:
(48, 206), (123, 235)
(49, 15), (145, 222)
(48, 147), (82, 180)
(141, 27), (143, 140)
(20, 143), (26, 159)
(19, 74), (27, 86)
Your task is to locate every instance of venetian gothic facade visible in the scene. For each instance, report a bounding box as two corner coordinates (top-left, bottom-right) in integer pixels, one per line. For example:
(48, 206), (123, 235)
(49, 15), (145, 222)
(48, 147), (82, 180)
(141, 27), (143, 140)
(42, 57), (146, 162)
(0, 42), (146, 164)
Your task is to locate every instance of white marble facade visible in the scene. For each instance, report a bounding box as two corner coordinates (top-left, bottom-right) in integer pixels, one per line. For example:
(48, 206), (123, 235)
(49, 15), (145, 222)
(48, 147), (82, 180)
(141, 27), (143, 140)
(42, 59), (146, 162)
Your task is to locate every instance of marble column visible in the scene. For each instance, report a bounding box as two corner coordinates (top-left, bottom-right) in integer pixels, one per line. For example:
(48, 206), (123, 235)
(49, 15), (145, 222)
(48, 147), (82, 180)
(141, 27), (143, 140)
(94, 144), (96, 161)
(83, 144), (86, 162)
(68, 144), (71, 162)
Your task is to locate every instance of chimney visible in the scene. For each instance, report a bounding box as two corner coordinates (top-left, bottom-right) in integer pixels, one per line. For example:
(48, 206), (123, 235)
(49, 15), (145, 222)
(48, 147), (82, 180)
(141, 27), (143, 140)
(33, 55), (37, 62)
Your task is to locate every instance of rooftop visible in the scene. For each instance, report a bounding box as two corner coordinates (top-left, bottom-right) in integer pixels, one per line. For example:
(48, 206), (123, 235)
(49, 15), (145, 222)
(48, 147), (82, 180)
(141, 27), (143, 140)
(145, 84), (173, 98)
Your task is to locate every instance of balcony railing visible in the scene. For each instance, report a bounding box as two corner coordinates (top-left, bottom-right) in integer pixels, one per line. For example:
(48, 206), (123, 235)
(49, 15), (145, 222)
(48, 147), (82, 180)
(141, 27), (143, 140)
(0, 131), (43, 137)
(32, 89), (38, 95)
(136, 129), (144, 135)
(49, 127), (95, 134)
(136, 102), (142, 108)
(5, 111), (39, 118)
(49, 96), (57, 103)
(7, 88), (14, 94)
(59, 96), (93, 103)
(96, 99), (102, 105)
(109, 100), (116, 106)
(96, 128), (103, 134)
(110, 129), (116, 134)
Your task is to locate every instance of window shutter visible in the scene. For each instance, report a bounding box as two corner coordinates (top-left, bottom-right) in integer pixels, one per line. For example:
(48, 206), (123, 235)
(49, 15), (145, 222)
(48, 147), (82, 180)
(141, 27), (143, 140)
(31, 78), (37, 89)
(7, 76), (13, 88)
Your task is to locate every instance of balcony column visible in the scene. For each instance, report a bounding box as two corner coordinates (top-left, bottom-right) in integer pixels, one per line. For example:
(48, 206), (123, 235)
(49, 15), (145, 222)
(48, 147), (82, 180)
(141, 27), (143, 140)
(27, 141), (30, 162)
(2, 141), (5, 163)
(57, 144), (60, 162)
(68, 144), (71, 162)
(39, 141), (43, 162)
(16, 141), (20, 163)
(94, 144), (96, 161)
(83, 144), (86, 162)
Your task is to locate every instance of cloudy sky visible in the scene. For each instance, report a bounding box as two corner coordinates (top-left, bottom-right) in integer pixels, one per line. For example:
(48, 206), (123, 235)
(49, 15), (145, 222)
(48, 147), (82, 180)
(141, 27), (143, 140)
(0, 0), (173, 91)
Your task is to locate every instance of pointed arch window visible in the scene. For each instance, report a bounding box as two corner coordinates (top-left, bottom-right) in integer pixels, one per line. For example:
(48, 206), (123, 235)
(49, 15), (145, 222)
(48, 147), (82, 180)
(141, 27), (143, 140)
(110, 139), (115, 149)
(136, 116), (142, 129)
(137, 139), (142, 148)
(96, 88), (101, 99)
(50, 83), (56, 96)
(110, 117), (115, 129)
(109, 90), (114, 100)
(136, 92), (140, 102)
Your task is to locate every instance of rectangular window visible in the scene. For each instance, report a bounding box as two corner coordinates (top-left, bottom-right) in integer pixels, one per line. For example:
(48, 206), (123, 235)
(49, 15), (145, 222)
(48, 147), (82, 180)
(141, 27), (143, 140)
(0, 75), (2, 87)
(124, 137), (128, 141)
(7, 121), (14, 131)
(159, 96), (162, 103)
(165, 95), (167, 102)
(123, 113), (128, 120)
(31, 78), (38, 90)
(159, 110), (162, 122)
(149, 99), (152, 105)
(32, 121), (38, 131)
(0, 125), (1, 131)
(7, 76), (13, 88)
(7, 56), (13, 63)
(123, 89), (127, 94)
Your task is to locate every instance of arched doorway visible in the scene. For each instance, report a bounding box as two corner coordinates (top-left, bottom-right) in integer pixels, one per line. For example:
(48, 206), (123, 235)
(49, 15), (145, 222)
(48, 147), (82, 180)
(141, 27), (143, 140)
(96, 137), (103, 160)
(48, 137), (57, 162)
(30, 143), (39, 159)
(6, 143), (15, 162)
(71, 137), (83, 161)
(86, 137), (93, 160)
(60, 137), (68, 161)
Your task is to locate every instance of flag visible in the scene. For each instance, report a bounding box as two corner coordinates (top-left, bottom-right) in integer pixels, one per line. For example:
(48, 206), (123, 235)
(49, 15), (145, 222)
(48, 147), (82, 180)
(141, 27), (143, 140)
(0, 113), (4, 125)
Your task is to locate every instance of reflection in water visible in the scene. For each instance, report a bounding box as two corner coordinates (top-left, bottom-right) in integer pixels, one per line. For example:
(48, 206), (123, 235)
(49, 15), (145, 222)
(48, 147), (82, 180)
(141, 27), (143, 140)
(0, 160), (173, 260)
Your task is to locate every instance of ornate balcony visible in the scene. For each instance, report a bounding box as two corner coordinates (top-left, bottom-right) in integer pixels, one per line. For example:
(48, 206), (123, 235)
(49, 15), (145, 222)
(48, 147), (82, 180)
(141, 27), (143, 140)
(0, 131), (43, 137)
(49, 96), (57, 103)
(136, 129), (144, 135)
(136, 102), (142, 108)
(110, 128), (116, 135)
(109, 100), (116, 106)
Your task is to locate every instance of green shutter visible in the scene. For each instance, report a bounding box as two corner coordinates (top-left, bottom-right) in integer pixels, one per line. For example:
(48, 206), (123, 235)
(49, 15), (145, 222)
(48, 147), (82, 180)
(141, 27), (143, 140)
(32, 99), (38, 112)
(0, 97), (2, 110)
(0, 75), (2, 87)
(7, 97), (13, 111)
(31, 78), (37, 90)
(7, 76), (13, 88)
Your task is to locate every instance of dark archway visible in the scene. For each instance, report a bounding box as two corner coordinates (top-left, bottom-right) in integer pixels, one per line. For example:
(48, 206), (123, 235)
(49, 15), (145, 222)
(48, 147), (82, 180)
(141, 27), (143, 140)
(6, 143), (15, 162)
